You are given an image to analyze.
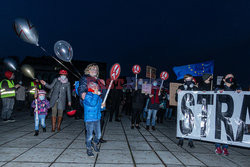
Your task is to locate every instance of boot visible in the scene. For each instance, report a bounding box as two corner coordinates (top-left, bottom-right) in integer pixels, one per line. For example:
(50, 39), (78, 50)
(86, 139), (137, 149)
(188, 140), (194, 148)
(43, 127), (46, 132)
(99, 138), (107, 143)
(57, 116), (62, 131)
(152, 126), (156, 131)
(34, 130), (39, 136)
(146, 125), (149, 130)
(51, 116), (56, 132)
(177, 139), (183, 147)
(92, 143), (100, 152)
(87, 148), (94, 157)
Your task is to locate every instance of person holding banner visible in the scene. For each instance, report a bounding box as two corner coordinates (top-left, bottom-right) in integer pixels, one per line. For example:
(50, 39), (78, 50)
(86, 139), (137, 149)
(176, 74), (198, 148)
(146, 80), (162, 131)
(78, 63), (107, 143)
(40, 70), (71, 132)
(131, 78), (148, 129)
(199, 73), (213, 91)
(214, 73), (241, 156)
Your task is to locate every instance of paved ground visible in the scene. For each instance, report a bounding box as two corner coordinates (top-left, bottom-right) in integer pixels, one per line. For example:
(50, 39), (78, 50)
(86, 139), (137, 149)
(0, 111), (250, 167)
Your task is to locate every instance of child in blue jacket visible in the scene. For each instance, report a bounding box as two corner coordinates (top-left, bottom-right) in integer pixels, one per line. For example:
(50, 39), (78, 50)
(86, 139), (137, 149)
(83, 82), (105, 157)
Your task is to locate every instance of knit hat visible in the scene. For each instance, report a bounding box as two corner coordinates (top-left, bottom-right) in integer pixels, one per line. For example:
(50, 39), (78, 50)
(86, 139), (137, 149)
(38, 90), (46, 95)
(4, 71), (13, 79)
(202, 73), (212, 81)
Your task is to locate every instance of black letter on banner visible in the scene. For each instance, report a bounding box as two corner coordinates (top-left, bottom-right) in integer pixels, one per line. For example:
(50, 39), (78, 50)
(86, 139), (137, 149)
(236, 95), (250, 142)
(197, 94), (214, 137)
(180, 93), (195, 135)
(215, 94), (234, 141)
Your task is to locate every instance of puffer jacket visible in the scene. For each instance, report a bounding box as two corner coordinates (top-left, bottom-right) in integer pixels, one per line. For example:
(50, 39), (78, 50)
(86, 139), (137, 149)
(31, 98), (50, 115)
(83, 92), (104, 122)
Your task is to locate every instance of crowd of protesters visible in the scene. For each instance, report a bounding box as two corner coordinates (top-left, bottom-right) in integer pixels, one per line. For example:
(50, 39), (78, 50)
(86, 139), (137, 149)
(0, 63), (248, 157)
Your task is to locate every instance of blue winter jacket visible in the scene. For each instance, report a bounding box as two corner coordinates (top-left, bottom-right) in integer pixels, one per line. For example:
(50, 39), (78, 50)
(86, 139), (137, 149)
(83, 92), (104, 122)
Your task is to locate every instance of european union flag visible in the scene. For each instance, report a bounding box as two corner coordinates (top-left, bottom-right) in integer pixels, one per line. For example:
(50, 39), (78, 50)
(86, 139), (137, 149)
(173, 60), (214, 80)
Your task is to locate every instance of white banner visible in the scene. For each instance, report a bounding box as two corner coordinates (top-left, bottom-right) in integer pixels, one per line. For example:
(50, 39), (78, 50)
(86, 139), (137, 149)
(177, 91), (250, 148)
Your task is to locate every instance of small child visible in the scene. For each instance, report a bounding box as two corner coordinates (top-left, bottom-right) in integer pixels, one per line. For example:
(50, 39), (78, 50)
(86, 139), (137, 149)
(83, 82), (105, 157)
(31, 90), (50, 136)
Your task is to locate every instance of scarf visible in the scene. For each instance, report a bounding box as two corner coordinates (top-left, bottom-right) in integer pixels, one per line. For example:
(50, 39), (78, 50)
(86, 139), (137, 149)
(150, 88), (160, 104)
(58, 77), (68, 84)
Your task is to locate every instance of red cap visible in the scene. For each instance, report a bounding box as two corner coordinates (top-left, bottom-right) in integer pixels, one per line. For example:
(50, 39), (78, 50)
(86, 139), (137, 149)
(59, 69), (68, 75)
(5, 71), (13, 79)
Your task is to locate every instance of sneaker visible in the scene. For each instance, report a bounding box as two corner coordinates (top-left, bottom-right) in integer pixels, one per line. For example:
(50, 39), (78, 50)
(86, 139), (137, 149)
(99, 138), (107, 143)
(188, 141), (195, 148)
(215, 147), (222, 155)
(92, 143), (100, 152)
(146, 126), (149, 130)
(8, 118), (16, 122)
(2, 119), (8, 123)
(177, 139), (183, 147)
(87, 149), (94, 157)
(43, 127), (46, 132)
(223, 148), (229, 156)
(131, 125), (134, 129)
(152, 126), (156, 131)
(34, 130), (39, 136)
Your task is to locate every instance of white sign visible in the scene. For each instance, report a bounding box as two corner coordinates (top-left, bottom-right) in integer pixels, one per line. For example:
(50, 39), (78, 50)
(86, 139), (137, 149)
(177, 91), (250, 148)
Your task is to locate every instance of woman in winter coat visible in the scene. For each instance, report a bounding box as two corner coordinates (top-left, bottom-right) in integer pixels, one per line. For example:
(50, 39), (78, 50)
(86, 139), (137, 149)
(146, 80), (162, 131)
(40, 69), (71, 132)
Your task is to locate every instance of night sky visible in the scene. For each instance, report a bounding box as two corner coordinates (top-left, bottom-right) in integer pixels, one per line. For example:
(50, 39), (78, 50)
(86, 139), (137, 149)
(0, 0), (250, 88)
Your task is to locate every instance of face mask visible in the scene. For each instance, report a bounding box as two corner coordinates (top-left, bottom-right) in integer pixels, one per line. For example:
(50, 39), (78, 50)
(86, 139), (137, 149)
(39, 96), (45, 101)
(152, 82), (157, 86)
(225, 77), (234, 84)
(61, 75), (66, 80)
(138, 81), (143, 85)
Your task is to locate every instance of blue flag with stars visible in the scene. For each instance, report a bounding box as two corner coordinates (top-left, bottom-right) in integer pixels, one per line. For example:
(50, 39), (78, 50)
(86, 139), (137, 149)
(173, 60), (214, 80)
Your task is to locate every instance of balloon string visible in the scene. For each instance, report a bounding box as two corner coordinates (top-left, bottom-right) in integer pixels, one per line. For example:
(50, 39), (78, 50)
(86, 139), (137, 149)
(70, 61), (82, 78)
(39, 46), (80, 79)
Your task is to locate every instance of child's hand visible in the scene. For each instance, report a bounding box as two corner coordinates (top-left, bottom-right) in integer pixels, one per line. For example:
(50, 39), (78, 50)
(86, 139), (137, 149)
(42, 104), (45, 107)
(101, 103), (106, 108)
(35, 101), (37, 104)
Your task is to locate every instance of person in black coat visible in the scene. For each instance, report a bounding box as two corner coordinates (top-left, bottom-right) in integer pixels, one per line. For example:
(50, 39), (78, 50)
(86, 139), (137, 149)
(176, 74), (198, 148)
(109, 85), (122, 122)
(131, 78), (148, 129)
(199, 73), (213, 91)
(214, 73), (241, 156)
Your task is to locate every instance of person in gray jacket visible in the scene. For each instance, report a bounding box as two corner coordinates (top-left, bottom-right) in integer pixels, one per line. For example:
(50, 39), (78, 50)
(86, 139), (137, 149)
(40, 70), (71, 132)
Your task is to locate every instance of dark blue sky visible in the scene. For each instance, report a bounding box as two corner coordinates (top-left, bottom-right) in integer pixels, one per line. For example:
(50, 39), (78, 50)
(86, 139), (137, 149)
(0, 0), (250, 87)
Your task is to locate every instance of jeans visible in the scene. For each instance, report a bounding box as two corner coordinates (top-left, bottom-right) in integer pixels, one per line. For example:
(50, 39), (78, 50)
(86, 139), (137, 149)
(146, 109), (157, 126)
(1, 98), (15, 120)
(85, 120), (101, 149)
(215, 143), (228, 149)
(34, 114), (46, 130)
(165, 108), (173, 119)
